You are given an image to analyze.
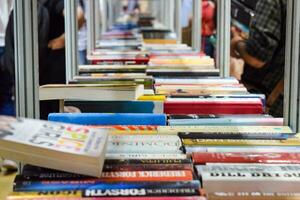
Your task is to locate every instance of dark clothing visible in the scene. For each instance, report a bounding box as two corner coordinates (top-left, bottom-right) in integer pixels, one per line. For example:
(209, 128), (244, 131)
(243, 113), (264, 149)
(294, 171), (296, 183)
(40, 0), (65, 119)
(241, 0), (286, 117)
(43, 0), (65, 41)
(0, 3), (49, 114)
(40, 0), (65, 85)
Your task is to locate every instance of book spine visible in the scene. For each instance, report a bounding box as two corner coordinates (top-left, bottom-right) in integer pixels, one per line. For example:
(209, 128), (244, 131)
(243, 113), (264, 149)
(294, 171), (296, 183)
(103, 163), (194, 172)
(100, 170), (194, 182)
(182, 139), (300, 146)
(107, 137), (182, 154)
(105, 153), (187, 160)
(48, 113), (167, 126)
(207, 192), (300, 200)
(7, 195), (205, 200)
(192, 152), (300, 164)
(178, 132), (290, 140)
(13, 181), (201, 193)
(105, 159), (192, 165)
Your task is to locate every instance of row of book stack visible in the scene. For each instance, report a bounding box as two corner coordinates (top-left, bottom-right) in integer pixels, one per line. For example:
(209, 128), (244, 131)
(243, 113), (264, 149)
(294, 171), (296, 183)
(1, 12), (300, 200)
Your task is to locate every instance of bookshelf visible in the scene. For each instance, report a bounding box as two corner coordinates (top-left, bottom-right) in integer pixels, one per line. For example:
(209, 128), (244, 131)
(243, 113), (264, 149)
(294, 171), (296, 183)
(13, 0), (300, 129)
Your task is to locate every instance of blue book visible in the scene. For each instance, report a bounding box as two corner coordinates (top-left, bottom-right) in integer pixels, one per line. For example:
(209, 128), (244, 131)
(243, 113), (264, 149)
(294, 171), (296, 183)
(48, 113), (167, 126)
(14, 180), (201, 192)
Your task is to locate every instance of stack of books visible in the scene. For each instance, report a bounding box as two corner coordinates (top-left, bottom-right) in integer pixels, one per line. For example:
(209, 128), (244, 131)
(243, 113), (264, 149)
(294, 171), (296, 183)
(8, 14), (297, 200)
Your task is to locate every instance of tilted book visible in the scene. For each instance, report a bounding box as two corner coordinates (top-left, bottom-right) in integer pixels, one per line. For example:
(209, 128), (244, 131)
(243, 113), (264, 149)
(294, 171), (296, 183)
(0, 116), (108, 177)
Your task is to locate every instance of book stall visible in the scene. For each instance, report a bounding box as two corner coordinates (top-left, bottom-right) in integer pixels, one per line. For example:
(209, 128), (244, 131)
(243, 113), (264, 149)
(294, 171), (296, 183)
(1, 0), (300, 199)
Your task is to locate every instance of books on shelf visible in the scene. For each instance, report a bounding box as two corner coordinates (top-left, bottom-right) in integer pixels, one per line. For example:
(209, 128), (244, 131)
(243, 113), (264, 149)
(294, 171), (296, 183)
(0, 116), (108, 177)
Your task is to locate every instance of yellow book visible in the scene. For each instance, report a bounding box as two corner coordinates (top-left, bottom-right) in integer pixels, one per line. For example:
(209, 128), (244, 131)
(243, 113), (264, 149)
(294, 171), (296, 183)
(143, 39), (177, 44)
(138, 95), (166, 101)
(182, 138), (300, 146)
(158, 126), (293, 135)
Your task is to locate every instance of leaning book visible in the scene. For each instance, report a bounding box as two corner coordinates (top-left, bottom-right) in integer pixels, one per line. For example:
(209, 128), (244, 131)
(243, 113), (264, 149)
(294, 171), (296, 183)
(0, 116), (108, 177)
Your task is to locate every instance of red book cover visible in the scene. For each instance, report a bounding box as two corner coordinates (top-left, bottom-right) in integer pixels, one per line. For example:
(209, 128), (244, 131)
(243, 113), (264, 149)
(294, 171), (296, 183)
(164, 101), (263, 115)
(192, 152), (300, 164)
(101, 170), (194, 182)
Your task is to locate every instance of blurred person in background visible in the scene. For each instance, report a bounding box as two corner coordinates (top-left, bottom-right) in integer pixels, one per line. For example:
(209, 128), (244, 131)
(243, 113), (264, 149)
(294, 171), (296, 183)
(0, 0), (13, 116)
(181, 0), (216, 57)
(230, 0), (286, 117)
(0, 0), (12, 58)
(201, 0), (216, 58)
(78, 0), (87, 65)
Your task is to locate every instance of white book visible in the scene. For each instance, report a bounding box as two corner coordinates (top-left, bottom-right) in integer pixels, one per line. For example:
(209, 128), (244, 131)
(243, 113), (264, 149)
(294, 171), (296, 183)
(0, 116), (108, 177)
(39, 84), (144, 101)
(197, 164), (300, 193)
(107, 135), (182, 154)
(154, 78), (239, 85)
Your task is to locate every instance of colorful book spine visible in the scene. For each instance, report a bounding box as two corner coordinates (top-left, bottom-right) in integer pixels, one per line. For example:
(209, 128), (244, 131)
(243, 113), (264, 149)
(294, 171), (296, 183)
(182, 138), (300, 146)
(13, 180), (201, 193)
(178, 132), (292, 140)
(192, 152), (300, 164)
(48, 113), (167, 126)
(7, 195), (205, 200)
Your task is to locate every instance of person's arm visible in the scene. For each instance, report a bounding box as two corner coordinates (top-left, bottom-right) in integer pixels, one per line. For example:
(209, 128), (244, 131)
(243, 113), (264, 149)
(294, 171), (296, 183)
(231, 0), (284, 69)
(48, 5), (85, 50)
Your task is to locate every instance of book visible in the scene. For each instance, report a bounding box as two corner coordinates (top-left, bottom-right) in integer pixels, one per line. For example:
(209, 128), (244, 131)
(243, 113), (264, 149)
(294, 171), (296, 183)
(178, 132), (291, 140)
(207, 192), (300, 200)
(7, 195), (205, 200)
(48, 113), (167, 126)
(192, 152), (300, 164)
(89, 125), (159, 135)
(103, 159), (193, 171)
(169, 117), (283, 126)
(0, 116), (108, 177)
(164, 99), (263, 115)
(184, 146), (300, 153)
(154, 77), (239, 85)
(157, 126), (293, 135)
(182, 138), (300, 146)
(65, 100), (163, 114)
(105, 153), (187, 160)
(107, 135), (183, 154)
(16, 170), (194, 182)
(196, 164), (300, 193)
(39, 84), (144, 101)
(13, 180), (201, 194)
(146, 69), (220, 77)
(78, 65), (147, 74)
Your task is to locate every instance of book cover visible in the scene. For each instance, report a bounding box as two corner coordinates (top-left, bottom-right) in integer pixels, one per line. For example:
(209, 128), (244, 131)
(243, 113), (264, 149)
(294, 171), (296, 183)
(48, 113), (167, 126)
(0, 116), (108, 177)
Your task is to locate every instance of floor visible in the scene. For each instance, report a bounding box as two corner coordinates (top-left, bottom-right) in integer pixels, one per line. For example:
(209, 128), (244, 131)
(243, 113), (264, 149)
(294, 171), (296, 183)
(0, 172), (15, 200)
